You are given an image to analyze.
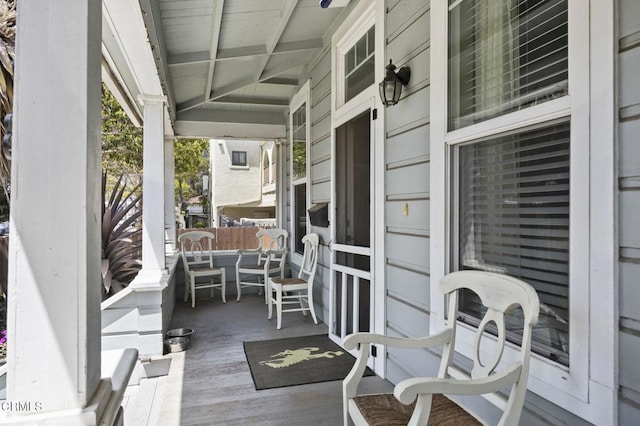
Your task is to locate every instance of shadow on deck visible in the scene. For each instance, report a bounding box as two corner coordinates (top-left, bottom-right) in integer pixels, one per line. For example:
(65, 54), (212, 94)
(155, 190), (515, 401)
(125, 294), (393, 425)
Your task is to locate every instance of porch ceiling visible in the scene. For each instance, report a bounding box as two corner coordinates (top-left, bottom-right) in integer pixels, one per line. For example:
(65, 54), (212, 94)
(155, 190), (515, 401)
(102, 0), (352, 140)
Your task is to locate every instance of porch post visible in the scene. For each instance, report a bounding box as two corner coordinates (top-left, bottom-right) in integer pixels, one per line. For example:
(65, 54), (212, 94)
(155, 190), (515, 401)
(164, 137), (177, 252)
(6, 0), (109, 421)
(139, 95), (167, 276)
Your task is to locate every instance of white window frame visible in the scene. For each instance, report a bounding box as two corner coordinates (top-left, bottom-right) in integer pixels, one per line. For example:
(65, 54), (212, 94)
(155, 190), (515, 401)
(289, 80), (311, 265)
(332, 1), (376, 113)
(430, 1), (616, 424)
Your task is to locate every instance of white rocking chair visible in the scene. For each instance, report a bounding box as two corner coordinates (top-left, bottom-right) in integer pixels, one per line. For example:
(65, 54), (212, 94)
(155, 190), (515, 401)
(343, 271), (540, 425)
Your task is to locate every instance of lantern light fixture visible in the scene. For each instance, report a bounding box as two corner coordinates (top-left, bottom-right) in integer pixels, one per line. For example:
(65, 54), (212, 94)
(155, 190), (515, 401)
(379, 59), (411, 106)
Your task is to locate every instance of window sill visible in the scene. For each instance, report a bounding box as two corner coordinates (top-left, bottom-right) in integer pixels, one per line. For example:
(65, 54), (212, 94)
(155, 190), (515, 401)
(229, 165), (249, 170)
(451, 321), (614, 425)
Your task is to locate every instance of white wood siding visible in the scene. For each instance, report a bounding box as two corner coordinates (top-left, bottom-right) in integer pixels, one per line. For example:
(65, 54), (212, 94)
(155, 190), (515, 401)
(383, 0), (433, 386)
(382, 1), (596, 423)
(618, 0), (640, 422)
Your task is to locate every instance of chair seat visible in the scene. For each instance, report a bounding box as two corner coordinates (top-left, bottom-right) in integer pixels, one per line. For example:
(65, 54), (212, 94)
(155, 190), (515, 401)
(352, 393), (481, 426)
(271, 277), (307, 286)
(238, 263), (281, 273)
(190, 265), (223, 274)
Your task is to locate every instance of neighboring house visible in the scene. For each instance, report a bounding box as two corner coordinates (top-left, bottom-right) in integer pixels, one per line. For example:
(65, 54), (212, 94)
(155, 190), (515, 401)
(209, 139), (277, 226)
(6, 1), (640, 424)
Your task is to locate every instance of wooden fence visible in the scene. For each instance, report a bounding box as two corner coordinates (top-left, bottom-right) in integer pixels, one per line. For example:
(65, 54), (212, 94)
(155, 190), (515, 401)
(176, 227), (267, 251)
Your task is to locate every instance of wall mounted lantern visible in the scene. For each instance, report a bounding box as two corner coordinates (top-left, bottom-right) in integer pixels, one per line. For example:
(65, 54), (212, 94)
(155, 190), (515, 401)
(379, 60), (411, 106)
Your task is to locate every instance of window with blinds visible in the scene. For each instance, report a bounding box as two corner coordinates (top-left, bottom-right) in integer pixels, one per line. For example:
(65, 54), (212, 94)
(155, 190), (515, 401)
(448, 0), (568, 131)
(455, 121), (570, 365)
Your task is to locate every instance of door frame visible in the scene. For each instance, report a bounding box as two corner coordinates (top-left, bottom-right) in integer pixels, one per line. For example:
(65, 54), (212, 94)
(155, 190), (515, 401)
(328, 0), (386, 374)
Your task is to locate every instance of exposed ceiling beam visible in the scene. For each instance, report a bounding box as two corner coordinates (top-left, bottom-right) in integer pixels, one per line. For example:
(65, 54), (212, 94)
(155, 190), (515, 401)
(259, 55), (310, 82)
(176, 53), (308, 112)
(212, 96), (289, 108)
(175, 120), (286, 140)
(167, 38), (323, 67)
(176, 1), (307, 114)
(255, 0), (299, 82)
(273, 38), (323, 54)
(262, 77), (300, 86)
(216, 44), (268, 60)
(204, 0), (225, 104)
(167, 51), (211, 67)
(178, 108), (286, 125)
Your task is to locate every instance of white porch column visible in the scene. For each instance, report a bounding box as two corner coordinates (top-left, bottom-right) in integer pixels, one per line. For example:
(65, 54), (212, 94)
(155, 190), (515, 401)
(164, 137), (177, 253)
(6, 0), (117, 422)
(139, 95), (167, 276)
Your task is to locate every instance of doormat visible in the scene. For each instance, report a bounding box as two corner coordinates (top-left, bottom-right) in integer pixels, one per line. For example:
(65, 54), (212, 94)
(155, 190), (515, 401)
(243, 334), (374, 390)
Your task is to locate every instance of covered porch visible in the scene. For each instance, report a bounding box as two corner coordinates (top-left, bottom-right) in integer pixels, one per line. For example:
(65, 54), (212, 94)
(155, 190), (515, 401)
(4, 0), (627, 424)
(123, 296), (392, 425)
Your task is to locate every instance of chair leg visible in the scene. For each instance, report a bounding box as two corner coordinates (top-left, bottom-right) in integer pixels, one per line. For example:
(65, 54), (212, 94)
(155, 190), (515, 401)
(221, 270), (226, 303)
(308, 290), (318, 325)
(300, 294), (307, 316)
(263, 273), (269, 304)
(236, 268), (241, 302)
(184, 272), (189, 302)
(190, 276), (196, 308)
(268, 283), (274, 320)
(210, 278), (215, 299)
(276, 286), (283, 330)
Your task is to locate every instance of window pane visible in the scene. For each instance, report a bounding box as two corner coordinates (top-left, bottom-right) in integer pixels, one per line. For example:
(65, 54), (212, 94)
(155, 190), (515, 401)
(231, 151), (247, 166)
(456, 121), (570, 365)
(346, 56), (374, 102)
(292, 103), (306, 181)
(448, 0), (568, 130)
(344, 26), (375, 102)
(294, 184), (307, 254)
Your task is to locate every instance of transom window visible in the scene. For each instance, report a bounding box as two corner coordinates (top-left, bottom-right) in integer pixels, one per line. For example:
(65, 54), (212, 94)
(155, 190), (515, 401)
(345, 26), (375, 102)
(231, 151), (247, 166)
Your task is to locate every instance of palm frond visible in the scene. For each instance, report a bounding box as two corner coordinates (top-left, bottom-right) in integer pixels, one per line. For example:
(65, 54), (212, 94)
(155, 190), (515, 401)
(101, 171), (142, 300)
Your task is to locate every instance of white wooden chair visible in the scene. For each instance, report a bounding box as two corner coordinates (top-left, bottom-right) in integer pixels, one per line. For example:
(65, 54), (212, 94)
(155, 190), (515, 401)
(235, 228), (288, 303)
(268, 233), (320, 329)
(178, 231), (226, 308)
(343, 271), (540, 426)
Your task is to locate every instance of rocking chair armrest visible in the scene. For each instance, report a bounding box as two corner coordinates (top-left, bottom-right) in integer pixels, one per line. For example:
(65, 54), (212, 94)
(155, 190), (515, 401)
(264, 249), (286, 257)
(236, 248), (261, 264)
(344, 329), (453, 351)
(393, 362), (523, 405)
(236, 247), (261, 255)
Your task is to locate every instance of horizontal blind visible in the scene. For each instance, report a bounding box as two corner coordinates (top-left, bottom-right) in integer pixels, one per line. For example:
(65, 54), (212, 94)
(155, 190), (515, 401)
(448, 0), (568, 131)
(457, 121), (570, 366)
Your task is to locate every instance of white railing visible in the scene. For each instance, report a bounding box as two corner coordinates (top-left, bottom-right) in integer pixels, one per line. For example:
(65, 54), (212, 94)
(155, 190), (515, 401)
(330, 263), (373, 346)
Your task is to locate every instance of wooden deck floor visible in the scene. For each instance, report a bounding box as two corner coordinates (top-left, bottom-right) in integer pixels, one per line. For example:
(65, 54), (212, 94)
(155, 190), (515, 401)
(125, 294), (393, 425)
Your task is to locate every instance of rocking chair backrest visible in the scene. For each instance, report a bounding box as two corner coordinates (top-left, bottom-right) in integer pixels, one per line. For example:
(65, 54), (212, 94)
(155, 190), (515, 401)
(178, 231), (215, 268)
(438, 271), (540, 425)
(298, 233), (319, 284)
(255, 228), (288, 263)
